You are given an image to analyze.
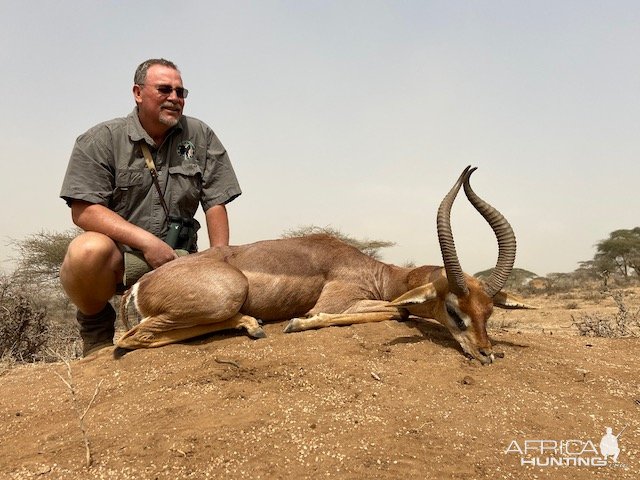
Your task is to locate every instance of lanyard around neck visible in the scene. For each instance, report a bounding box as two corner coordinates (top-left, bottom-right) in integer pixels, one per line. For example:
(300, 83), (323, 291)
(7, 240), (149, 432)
(140, 142), (171, 222)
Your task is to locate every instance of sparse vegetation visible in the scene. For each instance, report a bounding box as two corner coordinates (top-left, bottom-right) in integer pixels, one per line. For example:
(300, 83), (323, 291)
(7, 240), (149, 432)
(564, 301), (579, 310)
(0, 273), (48, 363)
(0, 272), (80, 366)
(52, 352), (104, 468)
(1, 230), (80, 367)
(488, 318), (520, 331)
(10, 229), (80, 287)
(282, 225), (395, 260)
(571, 290), (640, 338)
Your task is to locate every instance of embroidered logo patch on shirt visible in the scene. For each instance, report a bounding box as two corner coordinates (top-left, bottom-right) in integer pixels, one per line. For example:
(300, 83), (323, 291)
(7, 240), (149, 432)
(177, 141), (196, 162)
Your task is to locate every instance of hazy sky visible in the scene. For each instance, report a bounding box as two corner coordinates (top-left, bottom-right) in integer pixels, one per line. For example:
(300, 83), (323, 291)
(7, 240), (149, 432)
(1, 1), (638, 276)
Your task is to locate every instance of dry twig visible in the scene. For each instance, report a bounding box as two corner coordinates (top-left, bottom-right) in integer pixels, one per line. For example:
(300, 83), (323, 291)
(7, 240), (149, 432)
(52, 351), (103, 468)
(215, 357), (240, 368)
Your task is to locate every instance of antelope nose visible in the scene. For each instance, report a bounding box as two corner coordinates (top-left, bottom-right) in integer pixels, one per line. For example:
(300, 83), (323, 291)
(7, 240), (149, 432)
(479, 348), (495, 364)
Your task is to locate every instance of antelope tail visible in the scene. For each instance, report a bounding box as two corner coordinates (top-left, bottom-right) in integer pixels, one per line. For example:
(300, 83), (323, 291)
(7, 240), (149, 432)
(118, 285), (138, 331)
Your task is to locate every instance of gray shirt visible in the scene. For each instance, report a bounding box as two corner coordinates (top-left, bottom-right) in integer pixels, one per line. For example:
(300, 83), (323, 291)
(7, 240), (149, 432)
(60, 109), (241, 245)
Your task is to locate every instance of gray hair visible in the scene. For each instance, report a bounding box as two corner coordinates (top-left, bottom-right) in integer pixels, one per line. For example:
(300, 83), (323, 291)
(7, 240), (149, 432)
(134, 58), (179, 84)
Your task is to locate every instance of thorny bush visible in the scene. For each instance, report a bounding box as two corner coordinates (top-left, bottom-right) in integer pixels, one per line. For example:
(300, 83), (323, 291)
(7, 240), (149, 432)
(1, 289), (49, 362)
(572, 290), (640, 338)
(0, 273), (80, 364)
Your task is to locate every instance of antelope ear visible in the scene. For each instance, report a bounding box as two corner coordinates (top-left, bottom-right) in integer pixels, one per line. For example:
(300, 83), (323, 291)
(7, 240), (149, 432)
(493, 291), (537, 310)
(390, 284), (439, 306)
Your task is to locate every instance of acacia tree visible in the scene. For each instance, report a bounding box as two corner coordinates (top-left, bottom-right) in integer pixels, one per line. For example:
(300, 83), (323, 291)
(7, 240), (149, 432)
(474, 267), (538, 291)
(11, 228), (80, 286)
(2, 229), (81, 362)
(594, 228), (640, 278)
(281, 225), (395, 260)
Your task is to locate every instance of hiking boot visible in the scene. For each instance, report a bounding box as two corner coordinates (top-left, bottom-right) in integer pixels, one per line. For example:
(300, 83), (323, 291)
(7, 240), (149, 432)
(77, 304), (116, 356)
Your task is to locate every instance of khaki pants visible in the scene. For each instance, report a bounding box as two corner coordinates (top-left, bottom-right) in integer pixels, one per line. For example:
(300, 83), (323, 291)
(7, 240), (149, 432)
(118, 249), (189, 293)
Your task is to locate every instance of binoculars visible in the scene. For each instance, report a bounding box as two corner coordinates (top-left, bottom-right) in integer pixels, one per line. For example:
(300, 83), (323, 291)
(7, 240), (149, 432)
(165, 216), (196, 251)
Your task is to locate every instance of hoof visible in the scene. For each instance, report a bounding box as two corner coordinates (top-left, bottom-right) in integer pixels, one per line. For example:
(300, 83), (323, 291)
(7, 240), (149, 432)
(283, 319), (299, 333)
(113, 346), (133, 359)
(248, 327), (267, 339)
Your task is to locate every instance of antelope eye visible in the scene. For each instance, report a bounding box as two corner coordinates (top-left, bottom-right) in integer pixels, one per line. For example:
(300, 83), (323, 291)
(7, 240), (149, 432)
(446, 305), (467, 330)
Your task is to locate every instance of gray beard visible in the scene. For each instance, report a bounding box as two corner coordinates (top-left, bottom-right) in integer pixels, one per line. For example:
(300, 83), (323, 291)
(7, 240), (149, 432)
(159, 114), (180, 127)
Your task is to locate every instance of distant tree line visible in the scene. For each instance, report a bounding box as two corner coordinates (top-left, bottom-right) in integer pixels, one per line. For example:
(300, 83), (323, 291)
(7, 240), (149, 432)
(499, 227), (640, 293)
(7, 224), (640, 296)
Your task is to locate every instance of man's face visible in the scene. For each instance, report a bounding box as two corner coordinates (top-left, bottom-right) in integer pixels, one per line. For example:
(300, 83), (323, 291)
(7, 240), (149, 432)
(134, 64), (185, 131)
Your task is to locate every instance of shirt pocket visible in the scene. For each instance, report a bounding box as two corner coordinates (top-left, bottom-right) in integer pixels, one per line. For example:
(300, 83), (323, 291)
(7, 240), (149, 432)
(115, 169), (144, 189)
(112, 169), (145, 212)
(168, 163), (203, 215)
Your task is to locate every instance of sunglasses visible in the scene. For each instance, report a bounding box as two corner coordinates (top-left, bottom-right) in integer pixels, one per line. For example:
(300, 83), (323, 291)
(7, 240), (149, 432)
(139, 84), (189, 99)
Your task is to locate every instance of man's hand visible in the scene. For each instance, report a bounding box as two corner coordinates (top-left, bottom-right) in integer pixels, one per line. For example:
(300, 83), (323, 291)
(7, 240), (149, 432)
(70, 201), (179, 268)
(140, 236), (179, 268)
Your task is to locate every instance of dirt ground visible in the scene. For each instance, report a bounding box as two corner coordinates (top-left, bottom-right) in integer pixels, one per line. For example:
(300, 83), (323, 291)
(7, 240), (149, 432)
(1, 287), (639, 479)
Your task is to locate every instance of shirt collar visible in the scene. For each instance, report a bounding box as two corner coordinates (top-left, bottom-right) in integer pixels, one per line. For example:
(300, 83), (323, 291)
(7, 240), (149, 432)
(126, 108), (184, 146)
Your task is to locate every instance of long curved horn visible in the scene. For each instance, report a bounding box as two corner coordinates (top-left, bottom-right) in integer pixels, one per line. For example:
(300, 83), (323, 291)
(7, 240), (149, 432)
(463, 168), (516, 297)
(437, 166), (471, 296)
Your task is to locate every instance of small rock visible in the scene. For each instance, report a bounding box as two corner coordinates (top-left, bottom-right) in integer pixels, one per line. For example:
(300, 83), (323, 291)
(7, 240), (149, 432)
(462, 376), (475, 385)
(36, 465), (51, 475)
